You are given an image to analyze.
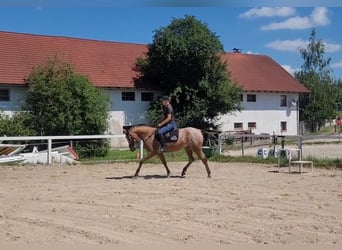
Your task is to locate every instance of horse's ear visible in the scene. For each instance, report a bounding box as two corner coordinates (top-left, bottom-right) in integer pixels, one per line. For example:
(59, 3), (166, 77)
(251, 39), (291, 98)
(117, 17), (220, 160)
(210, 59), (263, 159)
(123, 128), (128, 135)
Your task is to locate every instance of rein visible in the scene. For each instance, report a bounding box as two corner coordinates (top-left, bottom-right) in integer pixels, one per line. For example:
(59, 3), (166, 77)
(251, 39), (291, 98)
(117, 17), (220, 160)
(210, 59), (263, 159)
(141, 129), (158, 143)
(129, 128), (158, 145)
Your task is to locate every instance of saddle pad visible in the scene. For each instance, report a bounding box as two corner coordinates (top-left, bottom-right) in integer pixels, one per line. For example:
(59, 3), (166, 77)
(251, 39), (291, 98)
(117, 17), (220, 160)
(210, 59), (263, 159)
(164, 129), (179, 143)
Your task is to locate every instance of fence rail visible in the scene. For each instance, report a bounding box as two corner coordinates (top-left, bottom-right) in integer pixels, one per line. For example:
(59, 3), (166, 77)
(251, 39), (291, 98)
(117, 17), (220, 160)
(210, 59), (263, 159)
(216, 132), (342, 158)
(1, 132), (341, 164)
(0, 134), (137, 164)
(217, 132), (342, 158)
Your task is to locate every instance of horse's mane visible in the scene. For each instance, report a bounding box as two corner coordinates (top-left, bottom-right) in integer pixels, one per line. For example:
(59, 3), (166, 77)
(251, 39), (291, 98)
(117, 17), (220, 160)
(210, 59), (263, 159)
(128, 124), (156, 132)
(131, 124), (155, 128)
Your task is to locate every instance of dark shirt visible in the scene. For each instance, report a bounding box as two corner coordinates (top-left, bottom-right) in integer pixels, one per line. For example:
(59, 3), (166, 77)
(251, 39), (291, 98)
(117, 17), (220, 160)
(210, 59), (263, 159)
(163, 103), (175, 122)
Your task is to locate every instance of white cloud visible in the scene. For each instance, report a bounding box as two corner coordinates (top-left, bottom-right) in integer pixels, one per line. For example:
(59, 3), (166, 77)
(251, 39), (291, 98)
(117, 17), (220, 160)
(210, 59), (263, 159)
(311, 7), (330, 26)
(281, 65), (300, 76)
(266, 39), (307, 52)
(246, 50), (259, 55)
(261, 7), (330, 30)
(239, 7), (296, 19)
(266, 39), (341, 53)
(325, 42), (341, 53)
(332, 61), (342, 68)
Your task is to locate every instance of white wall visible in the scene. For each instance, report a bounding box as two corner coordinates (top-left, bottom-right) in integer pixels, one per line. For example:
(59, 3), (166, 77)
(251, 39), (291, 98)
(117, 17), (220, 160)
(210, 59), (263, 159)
(105, 88), (160, 127)
(0, 86), (157, 126)
(218, 92), (299, 135)
(105, 89), (161, 147)
(0, 85), (300, 146)
(0, 85), (27, 116)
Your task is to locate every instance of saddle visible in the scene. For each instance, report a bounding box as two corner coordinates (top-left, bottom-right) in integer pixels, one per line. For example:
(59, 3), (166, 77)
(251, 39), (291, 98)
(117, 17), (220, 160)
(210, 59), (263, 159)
(162, 128), (179, 143)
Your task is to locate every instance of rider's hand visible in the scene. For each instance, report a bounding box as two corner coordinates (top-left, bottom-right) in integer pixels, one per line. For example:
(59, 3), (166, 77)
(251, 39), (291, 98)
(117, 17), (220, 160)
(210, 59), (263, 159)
(157, 123), (162, 128)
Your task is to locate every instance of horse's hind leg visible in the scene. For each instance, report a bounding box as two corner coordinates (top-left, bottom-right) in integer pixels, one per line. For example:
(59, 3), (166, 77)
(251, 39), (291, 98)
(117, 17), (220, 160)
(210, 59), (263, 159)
(195, 149), (211, 178)
(181, 147), (195, 177)
(158, 153), (171, 177)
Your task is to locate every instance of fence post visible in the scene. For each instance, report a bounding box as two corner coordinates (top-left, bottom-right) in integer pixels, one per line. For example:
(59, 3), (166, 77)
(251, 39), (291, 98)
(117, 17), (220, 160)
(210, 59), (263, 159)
(241, 137), (244, 156)
(217, 134), (222, 155)
(298, 136), (303, 160)
(47, 138), (52, 165)
(139, 140), (144, 160)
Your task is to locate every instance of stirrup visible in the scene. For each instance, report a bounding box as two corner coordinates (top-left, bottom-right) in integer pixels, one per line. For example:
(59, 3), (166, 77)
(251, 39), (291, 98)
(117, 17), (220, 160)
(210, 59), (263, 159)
(159, 146), (165, 153)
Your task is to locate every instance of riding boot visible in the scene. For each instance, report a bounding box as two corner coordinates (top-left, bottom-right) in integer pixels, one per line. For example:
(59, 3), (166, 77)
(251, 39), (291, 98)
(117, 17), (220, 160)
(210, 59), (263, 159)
(157, 133), (165, 152)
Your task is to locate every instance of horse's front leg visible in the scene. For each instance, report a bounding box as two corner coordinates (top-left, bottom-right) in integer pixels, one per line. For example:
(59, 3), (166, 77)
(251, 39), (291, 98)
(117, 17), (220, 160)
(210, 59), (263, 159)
(134, 151), (157, 177)
(158, 153), (171, 177)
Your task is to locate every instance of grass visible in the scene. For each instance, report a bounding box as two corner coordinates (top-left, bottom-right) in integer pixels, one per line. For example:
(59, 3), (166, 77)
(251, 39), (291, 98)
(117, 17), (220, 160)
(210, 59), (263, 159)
(81, 148), (280, 165)
(310, 126), (335, 135)
(82, 148), (342, 170)
(81, 148), (190, 164)
(3, 148), (340, 170)
(210, 154), (279, 165)
(211, 154), (342, 169)
(304, 156), (342, 169)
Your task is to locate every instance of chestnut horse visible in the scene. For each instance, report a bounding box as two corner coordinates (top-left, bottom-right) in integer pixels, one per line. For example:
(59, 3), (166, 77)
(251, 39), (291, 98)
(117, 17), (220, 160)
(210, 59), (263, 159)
(124, 125), (211, 178)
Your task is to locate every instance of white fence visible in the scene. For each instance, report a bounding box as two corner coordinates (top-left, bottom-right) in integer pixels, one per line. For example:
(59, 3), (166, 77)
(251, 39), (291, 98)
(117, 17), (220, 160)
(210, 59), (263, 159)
(0, 134), (144, 164)
(217, 132), (342, 157)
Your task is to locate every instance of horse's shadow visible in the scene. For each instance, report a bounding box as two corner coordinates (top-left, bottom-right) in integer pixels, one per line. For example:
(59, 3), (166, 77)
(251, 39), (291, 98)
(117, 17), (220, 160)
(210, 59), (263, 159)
(105, 174), (185, 180)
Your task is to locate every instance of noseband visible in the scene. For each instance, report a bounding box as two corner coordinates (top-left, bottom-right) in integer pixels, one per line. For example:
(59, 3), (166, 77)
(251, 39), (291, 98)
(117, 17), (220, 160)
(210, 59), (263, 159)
(125, 131), (140, 151)
(125, 127), (158, 151)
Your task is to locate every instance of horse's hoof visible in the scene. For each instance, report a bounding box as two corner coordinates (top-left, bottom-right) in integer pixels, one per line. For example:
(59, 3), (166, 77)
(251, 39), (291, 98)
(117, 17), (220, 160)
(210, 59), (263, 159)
(207, 175), (211, 178)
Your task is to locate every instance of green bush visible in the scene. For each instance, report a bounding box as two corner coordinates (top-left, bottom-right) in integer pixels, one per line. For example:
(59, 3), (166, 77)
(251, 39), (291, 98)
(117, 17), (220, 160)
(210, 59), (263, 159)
(23, 56), (110, 157)
(0, 111), (34, 137)
(73, 140), (109, 159)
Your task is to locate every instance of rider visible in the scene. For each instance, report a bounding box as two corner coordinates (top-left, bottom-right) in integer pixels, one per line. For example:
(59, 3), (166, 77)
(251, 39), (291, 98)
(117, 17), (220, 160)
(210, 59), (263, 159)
(156, 95), (177, 152)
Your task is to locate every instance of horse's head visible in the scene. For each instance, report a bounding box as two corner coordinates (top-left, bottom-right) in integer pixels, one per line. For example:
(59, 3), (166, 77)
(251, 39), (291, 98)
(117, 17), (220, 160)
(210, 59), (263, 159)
(123, 128), (140, 152)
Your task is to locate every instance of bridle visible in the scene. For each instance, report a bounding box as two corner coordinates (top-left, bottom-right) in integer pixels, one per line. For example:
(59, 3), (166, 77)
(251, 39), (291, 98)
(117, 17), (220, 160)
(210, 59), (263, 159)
(125, 130), (139, 151)
(124, 127), (158, 151)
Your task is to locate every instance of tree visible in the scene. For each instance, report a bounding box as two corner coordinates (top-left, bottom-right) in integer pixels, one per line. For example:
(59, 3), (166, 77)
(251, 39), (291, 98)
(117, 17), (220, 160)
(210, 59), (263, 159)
(137, 15), (241, 130)
(24, 56), (110, 157)
(295, 28), (338, 132)
(0, 111), (34, 137)
(335, 78), (342, 113)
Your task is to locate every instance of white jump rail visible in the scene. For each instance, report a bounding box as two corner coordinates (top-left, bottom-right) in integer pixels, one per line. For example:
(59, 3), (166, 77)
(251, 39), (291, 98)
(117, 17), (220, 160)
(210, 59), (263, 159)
(0, 134), (138, 164)
(290, 160), (314, 174)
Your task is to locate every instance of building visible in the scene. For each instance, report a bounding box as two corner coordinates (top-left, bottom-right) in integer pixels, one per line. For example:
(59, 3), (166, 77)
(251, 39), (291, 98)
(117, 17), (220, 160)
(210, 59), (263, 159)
(0, 31), (309, 146)
(219, 52), (309, 135)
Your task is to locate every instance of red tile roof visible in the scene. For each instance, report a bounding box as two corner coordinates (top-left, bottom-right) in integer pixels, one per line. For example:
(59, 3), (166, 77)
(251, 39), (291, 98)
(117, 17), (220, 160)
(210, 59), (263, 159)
(0, 31), (309, 93)
(0, 31), (147, 88)
(223, 52), (309, 93)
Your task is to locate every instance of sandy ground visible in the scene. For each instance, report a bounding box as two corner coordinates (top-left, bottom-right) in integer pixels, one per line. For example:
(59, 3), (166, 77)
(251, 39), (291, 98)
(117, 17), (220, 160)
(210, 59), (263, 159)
(0, 161), (341, 244)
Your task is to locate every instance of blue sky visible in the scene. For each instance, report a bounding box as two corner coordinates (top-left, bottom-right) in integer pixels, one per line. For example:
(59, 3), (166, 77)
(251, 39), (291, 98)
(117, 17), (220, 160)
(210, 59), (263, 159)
(1, 1), (342, 79)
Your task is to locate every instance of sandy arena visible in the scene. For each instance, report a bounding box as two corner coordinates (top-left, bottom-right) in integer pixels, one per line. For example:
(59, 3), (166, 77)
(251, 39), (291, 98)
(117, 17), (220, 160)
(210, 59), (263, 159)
(0, 161), (341, 244)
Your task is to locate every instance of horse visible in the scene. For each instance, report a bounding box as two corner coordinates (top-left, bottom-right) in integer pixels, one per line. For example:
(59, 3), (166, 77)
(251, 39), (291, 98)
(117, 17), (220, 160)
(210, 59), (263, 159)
(123, 125), (211, 178)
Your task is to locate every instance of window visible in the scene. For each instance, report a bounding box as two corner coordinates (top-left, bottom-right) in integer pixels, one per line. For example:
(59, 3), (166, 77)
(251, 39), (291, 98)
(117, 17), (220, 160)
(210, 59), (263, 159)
(281, 121), (287, 132)
(280, 95), (287, 107)
(247, 94), (256, 102)
(240, 94), (243, 102)
(122, 92), (135, 101)
(234, 122), (243, 130)
(0, 89), (10, 101)
(141, 92), (154, 102)
(248, 122), (256, 130)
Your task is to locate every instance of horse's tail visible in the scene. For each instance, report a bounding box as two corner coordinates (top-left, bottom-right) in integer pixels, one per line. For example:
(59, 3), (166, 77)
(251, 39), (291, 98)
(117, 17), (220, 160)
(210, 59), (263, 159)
(200, 129), (218, 139)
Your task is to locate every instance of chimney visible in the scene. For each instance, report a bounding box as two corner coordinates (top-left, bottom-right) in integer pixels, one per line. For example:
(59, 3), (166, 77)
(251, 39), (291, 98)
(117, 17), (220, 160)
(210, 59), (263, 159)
(233, 48), (242, 53)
